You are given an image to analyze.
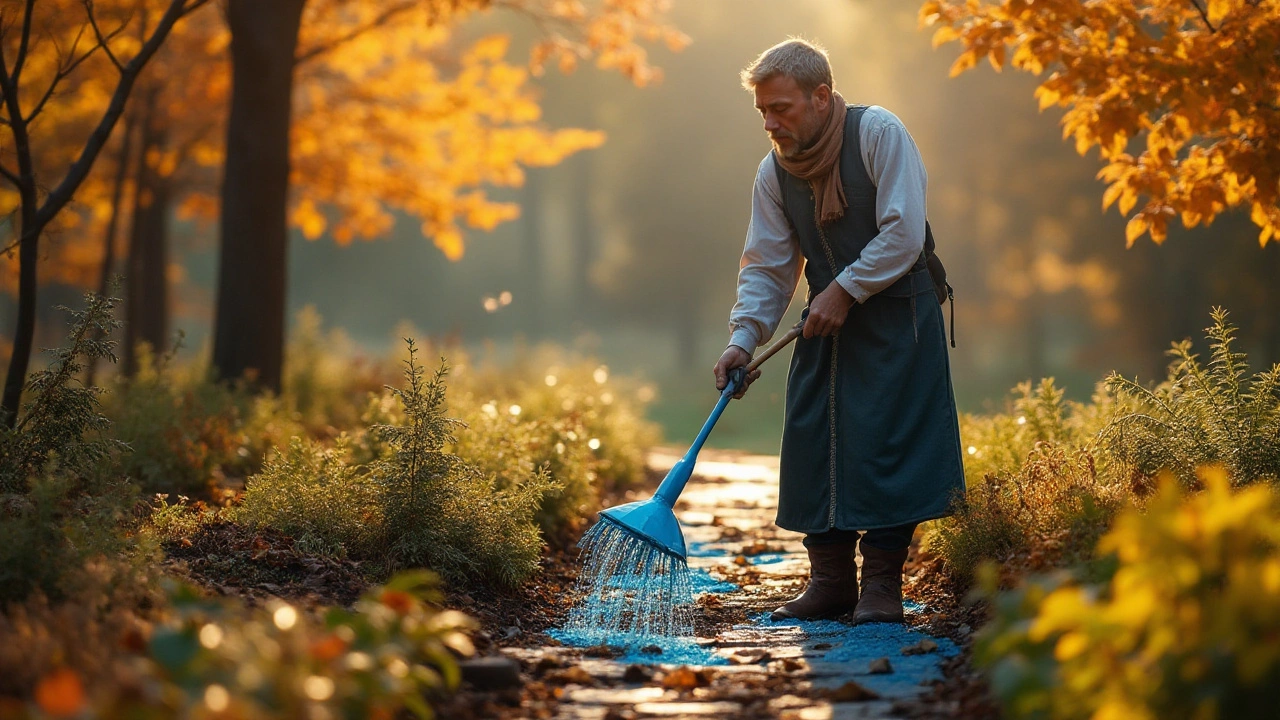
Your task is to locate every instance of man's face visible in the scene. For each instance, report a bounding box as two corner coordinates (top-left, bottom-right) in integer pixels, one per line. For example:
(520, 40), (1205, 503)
(753, 74), (830, 159)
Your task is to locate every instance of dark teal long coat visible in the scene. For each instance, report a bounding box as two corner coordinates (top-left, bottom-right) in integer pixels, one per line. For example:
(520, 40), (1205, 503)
(774, 106), (966, 533)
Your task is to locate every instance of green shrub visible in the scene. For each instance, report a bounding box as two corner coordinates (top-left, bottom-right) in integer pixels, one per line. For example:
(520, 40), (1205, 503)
(0, 292), (126, 495)
(104, 344), (303, 497)
(373, 343), (554, 587)
(284, 305), (387, 436)
(1103, 307), (1280, 488)
(925, 379), (1124, 585)
(238, 340), (555, 589)
(975, 468), (1280, 720)
(0, 292), (147, 605)
(449, 347), (660, 536)
(234, 436), (383, 560)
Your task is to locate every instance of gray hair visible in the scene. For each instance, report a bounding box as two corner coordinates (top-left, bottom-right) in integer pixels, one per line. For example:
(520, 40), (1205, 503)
(740, 38), (834, 94)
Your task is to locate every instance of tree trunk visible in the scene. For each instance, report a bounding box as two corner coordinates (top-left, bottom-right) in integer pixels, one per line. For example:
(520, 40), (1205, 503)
(572, 155), (595, 313)
(123, 93), (171, 376)
(211, 0), (307, 392)
(86, 111), (139, 387)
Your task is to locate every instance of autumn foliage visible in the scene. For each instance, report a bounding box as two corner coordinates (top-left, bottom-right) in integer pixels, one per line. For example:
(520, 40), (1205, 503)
(921, 0), (1280, 246)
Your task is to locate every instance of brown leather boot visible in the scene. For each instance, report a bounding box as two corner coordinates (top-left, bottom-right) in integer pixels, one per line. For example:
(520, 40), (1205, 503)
(770, 542), (858, 620)
(853, 543), (909, 625)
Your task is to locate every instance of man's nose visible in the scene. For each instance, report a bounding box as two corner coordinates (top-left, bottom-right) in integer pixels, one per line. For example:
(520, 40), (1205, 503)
(763, 114), (780, 133)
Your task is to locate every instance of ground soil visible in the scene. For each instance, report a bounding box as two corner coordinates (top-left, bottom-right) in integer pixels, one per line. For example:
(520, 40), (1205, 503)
(159, 464), (1002, 719)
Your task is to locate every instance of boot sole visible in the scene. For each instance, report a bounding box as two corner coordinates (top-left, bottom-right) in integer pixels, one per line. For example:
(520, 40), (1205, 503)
(770, 605), (857, 622)
(853, 612), (904, 625)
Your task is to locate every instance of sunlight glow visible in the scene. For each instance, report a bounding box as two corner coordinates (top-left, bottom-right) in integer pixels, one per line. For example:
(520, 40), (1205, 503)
(304, 676), (335, 701)
(593, 366), (609, 384)
(344, 652), (373, 671)
(199, 624), (223, 649)
(273, 605), (298, 630)
(588, 438), (601, 450)
(204, 685), (230, 712)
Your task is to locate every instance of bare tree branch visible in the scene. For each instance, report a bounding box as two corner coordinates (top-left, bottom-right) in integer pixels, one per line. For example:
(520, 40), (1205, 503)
(35, 0), (191, 229)
(1189, 0), (1218, 32)
(293, 1), (419, 66)
(84, 0), (125, 72)
(181, 0), (214, 18)
(11, 0), (37, 84)
(0, 161), (19, 186)
(26, 42), (104, 124)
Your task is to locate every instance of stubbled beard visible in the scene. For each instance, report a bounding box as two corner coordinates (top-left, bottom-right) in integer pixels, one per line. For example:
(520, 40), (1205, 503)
(772, 134), (801, 159)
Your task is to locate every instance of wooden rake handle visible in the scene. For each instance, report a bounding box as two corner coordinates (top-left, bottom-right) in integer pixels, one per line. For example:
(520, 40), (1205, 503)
(745, 312), (807, 373)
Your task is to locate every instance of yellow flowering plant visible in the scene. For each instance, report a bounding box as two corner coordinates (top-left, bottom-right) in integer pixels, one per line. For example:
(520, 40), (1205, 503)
(975, 467), (1280, 719)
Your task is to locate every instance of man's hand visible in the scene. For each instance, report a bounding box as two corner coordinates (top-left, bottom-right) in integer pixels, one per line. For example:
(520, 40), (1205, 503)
(803, 281), (854, 339)
(713, 346), (762, 399)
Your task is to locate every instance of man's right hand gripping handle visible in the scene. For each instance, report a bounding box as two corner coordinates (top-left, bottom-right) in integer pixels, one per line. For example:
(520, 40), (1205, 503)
(713, 345), (758, 400)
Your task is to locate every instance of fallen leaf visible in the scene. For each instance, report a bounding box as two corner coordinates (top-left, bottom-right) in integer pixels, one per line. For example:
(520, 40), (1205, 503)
(547, 666), (594, 686)
(823, 680), (881, 702)
(622, 664), (653, 683)
(728, 648), (770, 664)
(661, 665), (714, 690)
(35, 669), (85, 717)
(868, 657), (894, 674)
(901, 639), (940, 656)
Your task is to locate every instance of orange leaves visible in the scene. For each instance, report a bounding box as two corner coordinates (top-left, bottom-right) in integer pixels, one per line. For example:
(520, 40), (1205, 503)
(924, 0), (1280, 247)
(286, 2), (677, 261)
(949, 49), (980, 78)
(34, 668), (86, 717)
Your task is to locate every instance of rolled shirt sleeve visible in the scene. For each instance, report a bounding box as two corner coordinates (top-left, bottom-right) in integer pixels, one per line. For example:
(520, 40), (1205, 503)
(727, 155), (804, 356)
(833, 106), (928, 304)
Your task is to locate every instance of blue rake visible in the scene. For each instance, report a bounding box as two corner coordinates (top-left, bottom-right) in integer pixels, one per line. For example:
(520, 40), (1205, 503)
(595, 313), (807, 560)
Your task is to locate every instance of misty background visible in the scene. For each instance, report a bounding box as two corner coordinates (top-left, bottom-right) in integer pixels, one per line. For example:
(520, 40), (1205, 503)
(26, 0), (1280, 452)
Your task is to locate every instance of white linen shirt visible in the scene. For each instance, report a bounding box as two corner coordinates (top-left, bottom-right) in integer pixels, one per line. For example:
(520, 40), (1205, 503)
(727, 105), (928, 355)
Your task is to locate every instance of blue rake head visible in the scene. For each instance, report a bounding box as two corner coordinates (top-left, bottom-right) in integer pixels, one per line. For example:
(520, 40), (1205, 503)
(597, 455), (697, 560)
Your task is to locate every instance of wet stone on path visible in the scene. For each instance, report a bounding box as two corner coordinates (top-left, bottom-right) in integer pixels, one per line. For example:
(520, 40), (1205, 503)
(520, 448), (958, 720)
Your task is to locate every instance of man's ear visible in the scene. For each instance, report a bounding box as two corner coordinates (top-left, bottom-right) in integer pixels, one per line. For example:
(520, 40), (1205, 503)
(811, 84), (832, 113)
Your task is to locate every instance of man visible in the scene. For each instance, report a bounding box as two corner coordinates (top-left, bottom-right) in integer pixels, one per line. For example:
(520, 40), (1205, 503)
(713, 38), (965, 624)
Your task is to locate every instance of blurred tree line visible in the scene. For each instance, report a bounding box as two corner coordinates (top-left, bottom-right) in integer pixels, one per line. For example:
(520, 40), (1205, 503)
(1, 0), (1277, 444)
(0, 0), (683, 423)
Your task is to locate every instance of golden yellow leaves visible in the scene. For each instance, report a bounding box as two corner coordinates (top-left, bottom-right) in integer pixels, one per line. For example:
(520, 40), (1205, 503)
(921, 0), (1280, 247)
(986, 466), (1280, 718)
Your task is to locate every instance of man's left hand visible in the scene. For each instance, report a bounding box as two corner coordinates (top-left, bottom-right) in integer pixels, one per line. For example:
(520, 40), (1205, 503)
(804, 282), (854, 338)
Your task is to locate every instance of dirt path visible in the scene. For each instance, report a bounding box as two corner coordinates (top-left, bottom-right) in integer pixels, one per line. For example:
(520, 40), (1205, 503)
(502, 448), (961, 719)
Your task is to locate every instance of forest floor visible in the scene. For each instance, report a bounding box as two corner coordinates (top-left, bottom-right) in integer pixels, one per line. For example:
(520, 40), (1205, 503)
(436, 448), (1000, 719)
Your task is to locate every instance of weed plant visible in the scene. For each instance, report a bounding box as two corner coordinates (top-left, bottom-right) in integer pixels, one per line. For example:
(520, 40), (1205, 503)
(924, 379), (1124, 585)
(1103, 308), (1280, 488)
(0, 293), (147, 604)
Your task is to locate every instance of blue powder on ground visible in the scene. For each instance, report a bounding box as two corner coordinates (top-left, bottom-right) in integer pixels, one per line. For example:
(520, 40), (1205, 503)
(547, 629), (729, 666)
(748, 612), (958, 698)
(688, 568), (738, 594)
(686, 541), (728, 558)
(746, 552), (788, 566)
